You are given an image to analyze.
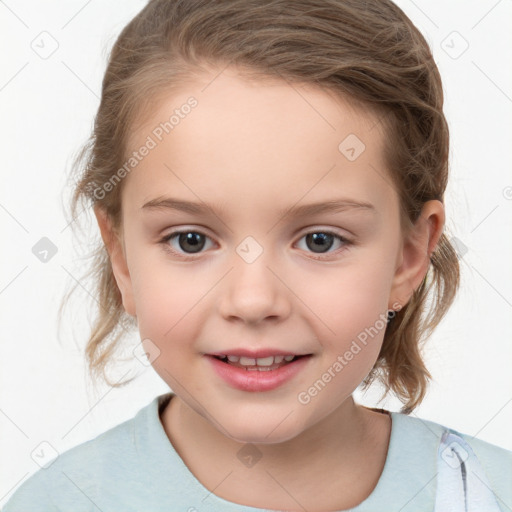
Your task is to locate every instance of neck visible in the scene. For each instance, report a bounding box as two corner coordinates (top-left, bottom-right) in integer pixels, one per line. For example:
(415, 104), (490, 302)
(160, 392), (391, 510)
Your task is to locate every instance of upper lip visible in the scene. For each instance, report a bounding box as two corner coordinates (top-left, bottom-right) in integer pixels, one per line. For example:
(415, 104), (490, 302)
(207, 349), (311, 358)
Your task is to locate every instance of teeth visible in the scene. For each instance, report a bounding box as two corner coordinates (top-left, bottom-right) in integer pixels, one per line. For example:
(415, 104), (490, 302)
(219, 355), (297, 366)
(254, 356), (274, 366)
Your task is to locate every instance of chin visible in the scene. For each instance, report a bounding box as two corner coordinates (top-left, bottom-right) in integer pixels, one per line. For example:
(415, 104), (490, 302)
(219, 414), (306, 446)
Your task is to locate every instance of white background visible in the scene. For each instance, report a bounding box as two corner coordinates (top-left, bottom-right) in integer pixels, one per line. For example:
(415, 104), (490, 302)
(1, 0), (511, 504)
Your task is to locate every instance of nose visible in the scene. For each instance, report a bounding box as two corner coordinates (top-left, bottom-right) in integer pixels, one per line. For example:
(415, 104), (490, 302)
(217, 252), (292, 325)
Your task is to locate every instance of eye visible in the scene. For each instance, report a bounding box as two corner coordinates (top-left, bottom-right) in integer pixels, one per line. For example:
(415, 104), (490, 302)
(295, 230), (352, 259)
(158, 228), (352, 261)
(159, 229), (215, 259)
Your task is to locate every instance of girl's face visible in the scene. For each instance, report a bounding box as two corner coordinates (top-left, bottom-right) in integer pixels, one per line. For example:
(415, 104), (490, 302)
(97, 67), (439, 443)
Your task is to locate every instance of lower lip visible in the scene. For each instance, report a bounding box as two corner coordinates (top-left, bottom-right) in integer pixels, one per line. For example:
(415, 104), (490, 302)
(206, 355), (312, 392)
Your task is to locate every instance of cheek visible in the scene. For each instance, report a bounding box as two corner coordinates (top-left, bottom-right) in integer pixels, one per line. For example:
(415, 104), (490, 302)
(129, 251), (209, 349)
(133, 275), (208, 386)
(299, 253), (395, 377)
(309, 261), (393, 332)
(303, 283), (388, 410)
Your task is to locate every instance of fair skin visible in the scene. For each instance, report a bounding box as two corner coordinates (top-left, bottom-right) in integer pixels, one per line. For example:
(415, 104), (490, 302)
(95, 66), (444, 511)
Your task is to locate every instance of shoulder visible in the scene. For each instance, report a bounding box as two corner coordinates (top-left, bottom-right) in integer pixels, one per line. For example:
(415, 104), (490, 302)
(394, 411), (512, 465)
(451, 423), (512, 503)
(1, 397), (157, 511)
(391, 412), (512, 509)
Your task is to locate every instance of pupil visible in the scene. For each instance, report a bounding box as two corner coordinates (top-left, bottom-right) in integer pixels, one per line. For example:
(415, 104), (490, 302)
(179, 232), (205, 253)
(306, 233), (333, 253)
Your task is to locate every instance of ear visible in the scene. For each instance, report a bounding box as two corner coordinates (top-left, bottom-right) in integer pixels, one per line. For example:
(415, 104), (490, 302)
(93, 204), (137, 317)
(388, 200), (445, 310)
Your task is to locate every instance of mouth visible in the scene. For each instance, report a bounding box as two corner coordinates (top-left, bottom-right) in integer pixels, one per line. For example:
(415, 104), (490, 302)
(208, 354), (311, 371)
(206, 352), (313, 392)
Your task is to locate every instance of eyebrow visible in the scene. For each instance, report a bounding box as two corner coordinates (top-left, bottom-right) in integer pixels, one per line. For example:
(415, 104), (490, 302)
(141, 196), (376, 218)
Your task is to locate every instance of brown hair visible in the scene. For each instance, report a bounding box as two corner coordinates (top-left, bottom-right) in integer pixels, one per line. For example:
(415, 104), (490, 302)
(60, 0), (460, 413)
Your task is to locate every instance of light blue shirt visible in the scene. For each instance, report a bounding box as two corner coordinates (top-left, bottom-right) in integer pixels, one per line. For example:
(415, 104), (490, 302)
(3, 392), (511, 511)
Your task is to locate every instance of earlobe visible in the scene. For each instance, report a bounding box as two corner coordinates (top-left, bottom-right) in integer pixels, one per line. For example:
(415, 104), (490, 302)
(93, 205), (137, 317)
(388, 200), (445, 309)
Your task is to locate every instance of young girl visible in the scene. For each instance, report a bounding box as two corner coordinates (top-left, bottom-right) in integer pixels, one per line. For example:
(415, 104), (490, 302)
(4, 0), (511, 510)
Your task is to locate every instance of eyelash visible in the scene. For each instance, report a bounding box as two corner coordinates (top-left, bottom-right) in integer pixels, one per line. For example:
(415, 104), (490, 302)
(158, 228), (353, 261)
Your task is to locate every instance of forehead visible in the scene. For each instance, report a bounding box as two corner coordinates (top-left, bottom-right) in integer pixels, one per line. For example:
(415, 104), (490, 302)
(122, 67), (396, 219)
